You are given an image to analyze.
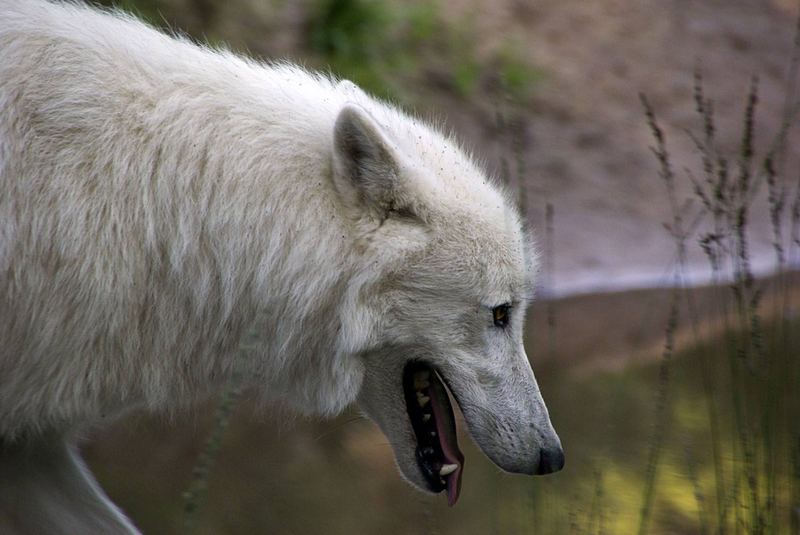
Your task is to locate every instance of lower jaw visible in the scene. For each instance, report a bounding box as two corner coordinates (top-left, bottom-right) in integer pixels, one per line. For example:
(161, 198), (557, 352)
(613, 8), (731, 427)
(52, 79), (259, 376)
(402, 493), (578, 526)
(402, 361), (464, 505)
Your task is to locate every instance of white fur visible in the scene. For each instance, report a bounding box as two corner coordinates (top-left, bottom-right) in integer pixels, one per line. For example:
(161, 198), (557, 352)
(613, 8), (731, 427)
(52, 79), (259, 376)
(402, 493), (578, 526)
(0, 1), (560, 532)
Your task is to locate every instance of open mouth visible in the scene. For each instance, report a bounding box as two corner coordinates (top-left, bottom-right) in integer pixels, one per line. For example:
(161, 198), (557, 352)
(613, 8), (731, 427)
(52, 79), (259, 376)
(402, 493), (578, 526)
(402, 361), (465, 506)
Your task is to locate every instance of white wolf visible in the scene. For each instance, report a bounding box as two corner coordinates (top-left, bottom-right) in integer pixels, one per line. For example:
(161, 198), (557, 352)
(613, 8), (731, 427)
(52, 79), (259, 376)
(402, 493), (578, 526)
(0, 1), (563, 532)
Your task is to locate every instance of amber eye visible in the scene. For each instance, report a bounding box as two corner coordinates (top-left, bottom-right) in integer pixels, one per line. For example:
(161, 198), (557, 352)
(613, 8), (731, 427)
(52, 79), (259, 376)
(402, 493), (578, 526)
(492, 304), (511, 328)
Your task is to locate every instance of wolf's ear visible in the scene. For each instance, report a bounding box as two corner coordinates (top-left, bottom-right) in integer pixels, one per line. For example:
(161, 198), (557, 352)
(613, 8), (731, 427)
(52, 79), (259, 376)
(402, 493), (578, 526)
(332, 104), (405, 217)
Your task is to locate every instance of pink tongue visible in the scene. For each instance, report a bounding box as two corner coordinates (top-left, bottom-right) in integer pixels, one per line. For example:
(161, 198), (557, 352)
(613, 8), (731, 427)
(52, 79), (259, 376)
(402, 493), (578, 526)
(428, 372), (464, 506)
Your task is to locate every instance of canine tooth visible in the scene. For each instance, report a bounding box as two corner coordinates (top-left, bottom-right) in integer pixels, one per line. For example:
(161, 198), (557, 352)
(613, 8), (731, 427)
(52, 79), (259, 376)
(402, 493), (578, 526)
(422, 414), (431, 422)
(430, 431), (437, 437)
(439, 464), (458, 476)
(416, 393), (430, 407)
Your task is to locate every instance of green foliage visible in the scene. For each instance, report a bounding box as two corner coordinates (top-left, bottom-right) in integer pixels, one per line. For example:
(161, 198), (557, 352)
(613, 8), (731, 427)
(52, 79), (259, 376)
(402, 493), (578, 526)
(497, 43), (543, 102)
(452, 53), (482, 97)
(308, 0), (401, 98)
(92, 0), (544, 104)
(630, 56), (800, 533)
(310, 0), (388, 59)
(306, 0), (541, 102)
(405, 1), (438, 42)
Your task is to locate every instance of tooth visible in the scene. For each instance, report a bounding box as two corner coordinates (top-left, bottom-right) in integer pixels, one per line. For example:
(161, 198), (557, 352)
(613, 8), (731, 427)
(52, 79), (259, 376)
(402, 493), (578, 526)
(439, 464), (458, 476)
(416, 393), (430, 407)
(430, 431), (437, 437)
(422, 414), (431, 422)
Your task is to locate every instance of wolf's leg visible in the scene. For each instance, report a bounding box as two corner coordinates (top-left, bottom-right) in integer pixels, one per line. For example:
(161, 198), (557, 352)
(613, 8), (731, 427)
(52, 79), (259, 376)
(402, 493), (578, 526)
(0, 434), (140, 535)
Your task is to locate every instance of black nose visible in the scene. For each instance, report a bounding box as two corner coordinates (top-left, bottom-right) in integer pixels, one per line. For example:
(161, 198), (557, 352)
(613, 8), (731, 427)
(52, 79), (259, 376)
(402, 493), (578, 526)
(537, 445), (565, 475)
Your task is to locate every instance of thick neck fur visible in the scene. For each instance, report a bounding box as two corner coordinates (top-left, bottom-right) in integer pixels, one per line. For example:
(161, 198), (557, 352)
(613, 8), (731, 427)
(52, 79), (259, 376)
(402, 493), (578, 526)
(0, 1), (385, 435)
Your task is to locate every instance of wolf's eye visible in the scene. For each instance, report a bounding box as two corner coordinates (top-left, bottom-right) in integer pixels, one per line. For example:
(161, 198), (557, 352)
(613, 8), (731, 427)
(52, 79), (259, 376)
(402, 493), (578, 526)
(492, 304), (511, 328)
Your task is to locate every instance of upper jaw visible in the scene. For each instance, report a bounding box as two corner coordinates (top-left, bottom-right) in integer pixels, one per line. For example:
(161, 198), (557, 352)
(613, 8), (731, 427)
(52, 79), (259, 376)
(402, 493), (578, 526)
(427, 358), (564, 476)
(454, 382), (564, 476)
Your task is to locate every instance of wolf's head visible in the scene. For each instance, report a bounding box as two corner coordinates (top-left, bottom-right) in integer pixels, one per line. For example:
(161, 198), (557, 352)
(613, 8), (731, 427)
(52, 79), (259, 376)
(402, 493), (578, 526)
(331, 102), (563, 505)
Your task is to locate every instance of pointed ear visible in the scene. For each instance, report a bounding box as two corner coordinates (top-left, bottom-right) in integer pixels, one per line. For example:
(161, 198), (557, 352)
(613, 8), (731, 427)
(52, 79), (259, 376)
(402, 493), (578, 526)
(332, 104), (404, 217)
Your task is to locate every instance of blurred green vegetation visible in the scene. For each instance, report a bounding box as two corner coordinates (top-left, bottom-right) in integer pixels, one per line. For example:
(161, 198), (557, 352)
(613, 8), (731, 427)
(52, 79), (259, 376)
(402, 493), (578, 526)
(308, 0), (395, 96)
(546, 314), (799, 534)
(91, 0), (544, 103)
(307, 0), (542, 100)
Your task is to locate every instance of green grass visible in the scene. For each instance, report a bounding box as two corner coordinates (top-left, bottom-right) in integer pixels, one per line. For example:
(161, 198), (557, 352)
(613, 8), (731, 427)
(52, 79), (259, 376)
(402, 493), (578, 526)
(489, 309), (800, 535)
(629, 53), (800, 533)
(307, 0), (542, 102)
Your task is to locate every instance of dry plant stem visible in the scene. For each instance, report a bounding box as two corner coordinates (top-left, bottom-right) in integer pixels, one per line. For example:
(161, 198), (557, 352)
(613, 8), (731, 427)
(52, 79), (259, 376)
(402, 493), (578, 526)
(182, 380), (242, 533)
(587, 470), (605, 535)
(636, 287), (678, 535)
(685, 444), (711, 535)
(495, 109), (511, 188)
(791, 174), (800, 270)
(692, 72), (730, 533)
(750, 16), (800, 443)
(732, 77), (757, 304)
(734, 76), (764, 535)
(512, 115), (528, 219)
(641, 24), (799, 530)
(492, 103), (506, 535)
(525, 474), (539, 534)
(181, 320), (262, 533)
(693, 73), (764, 535)
(568, 495), (586, 535)
(640, 95), (680, 231)
(764, 159), (788, 495)
(678, 255), (717, 534)
(637, 94), (682, 535)
(502, 97), (559, 535)
(422, 500), (440, 535)
(772, 15), (800, 531)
